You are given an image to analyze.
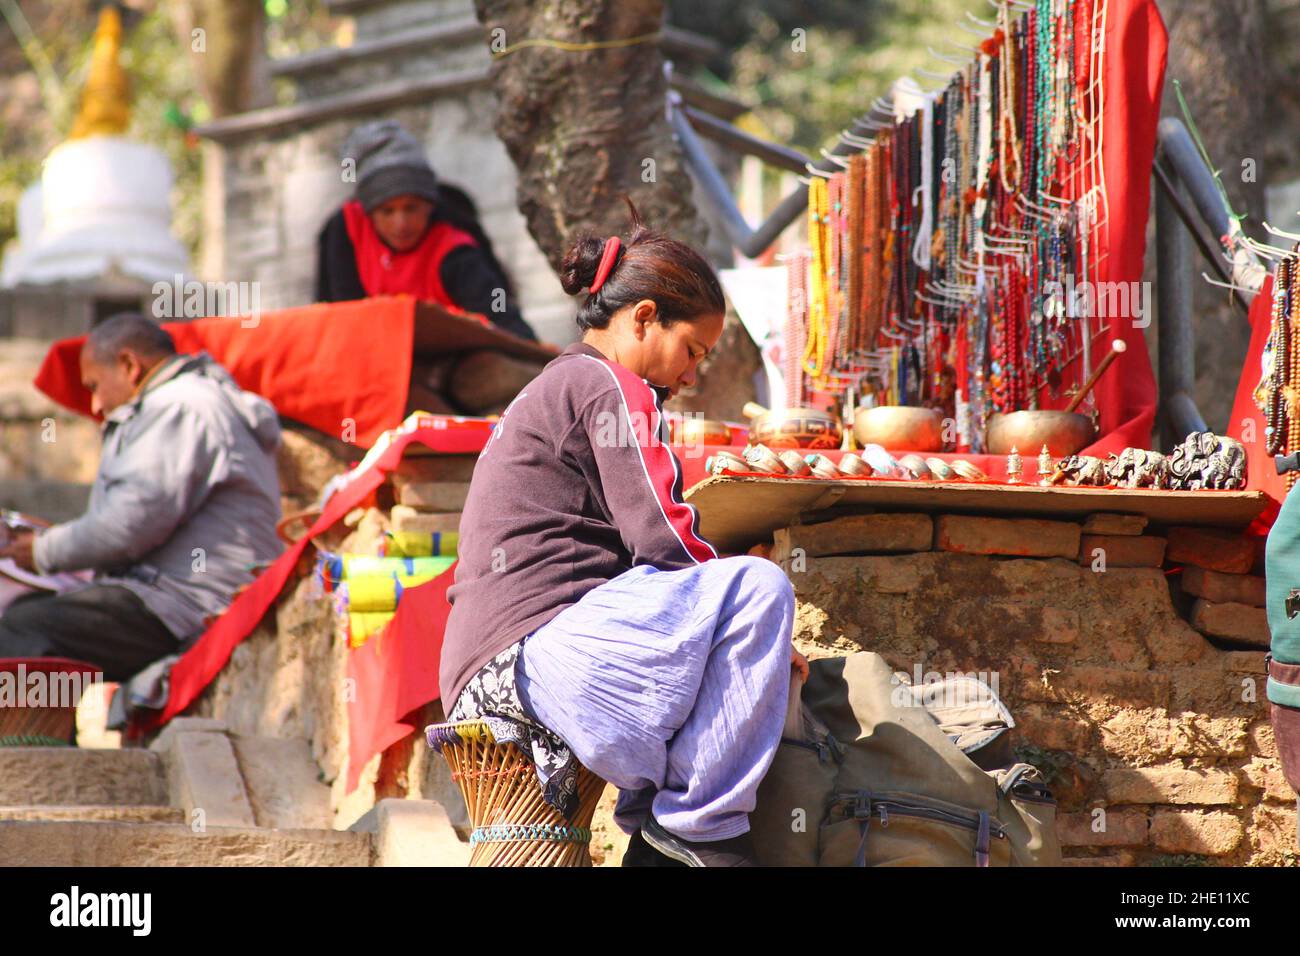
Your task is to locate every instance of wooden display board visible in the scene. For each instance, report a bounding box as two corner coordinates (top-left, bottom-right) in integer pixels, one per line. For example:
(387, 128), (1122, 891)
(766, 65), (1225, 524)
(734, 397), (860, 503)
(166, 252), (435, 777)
(683, 475), (1269, 553)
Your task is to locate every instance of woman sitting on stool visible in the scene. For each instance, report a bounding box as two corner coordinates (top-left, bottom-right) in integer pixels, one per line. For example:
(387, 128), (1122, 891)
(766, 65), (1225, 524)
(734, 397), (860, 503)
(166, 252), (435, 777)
(440, 201), (804, 867)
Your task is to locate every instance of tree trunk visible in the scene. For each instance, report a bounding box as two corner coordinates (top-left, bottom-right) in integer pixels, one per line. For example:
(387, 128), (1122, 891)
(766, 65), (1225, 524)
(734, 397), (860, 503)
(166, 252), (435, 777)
(170, 0), (270, 118)
(472, 0), (762, 418)
(472, 0), (705, 264)
(1154, 0), (1269, 436)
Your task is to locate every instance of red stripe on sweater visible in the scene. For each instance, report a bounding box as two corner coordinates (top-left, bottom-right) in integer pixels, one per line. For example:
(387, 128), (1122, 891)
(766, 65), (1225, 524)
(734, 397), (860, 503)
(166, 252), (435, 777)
(579, 355), (718, 564)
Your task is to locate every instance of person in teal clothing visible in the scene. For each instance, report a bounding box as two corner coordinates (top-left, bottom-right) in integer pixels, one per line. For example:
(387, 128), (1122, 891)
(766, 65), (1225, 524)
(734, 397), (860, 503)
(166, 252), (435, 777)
(1264, 489), (1300, 807)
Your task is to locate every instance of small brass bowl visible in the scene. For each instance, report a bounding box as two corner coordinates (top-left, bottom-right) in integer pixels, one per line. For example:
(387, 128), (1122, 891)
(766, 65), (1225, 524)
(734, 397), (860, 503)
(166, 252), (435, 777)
(853, 406), (945, 452)
(748, 407), (843, 450)
(986, 410), (1095, 457)
(671, 417), (733, 447)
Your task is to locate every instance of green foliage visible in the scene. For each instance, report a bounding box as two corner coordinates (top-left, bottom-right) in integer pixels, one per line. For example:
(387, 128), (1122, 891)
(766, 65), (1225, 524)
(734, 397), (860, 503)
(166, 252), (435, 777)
(1149, 853), (1212, 867)
(1013, 742), (1073, 787)
(671, 0), (989, 153)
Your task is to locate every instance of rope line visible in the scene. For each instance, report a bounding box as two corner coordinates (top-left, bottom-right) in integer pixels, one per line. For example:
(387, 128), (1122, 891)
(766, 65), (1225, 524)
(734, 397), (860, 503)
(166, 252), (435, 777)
(492, 31), (662, 58)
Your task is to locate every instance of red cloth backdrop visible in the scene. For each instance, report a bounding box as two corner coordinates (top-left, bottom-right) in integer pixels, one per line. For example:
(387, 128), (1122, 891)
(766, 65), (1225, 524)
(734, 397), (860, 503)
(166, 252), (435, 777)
(33, 296), (419, 449)
(134, 418), (493, 740)
(345, 565), (456, 792)
(1228, 276), (1284, 534)
(1086, 0), (1166, 456)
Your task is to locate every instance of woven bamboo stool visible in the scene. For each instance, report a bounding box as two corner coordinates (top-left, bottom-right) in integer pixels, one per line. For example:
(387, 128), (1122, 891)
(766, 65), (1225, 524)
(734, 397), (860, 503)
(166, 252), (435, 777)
(427, 719), (606, 867)
(0, 658), (100, 747)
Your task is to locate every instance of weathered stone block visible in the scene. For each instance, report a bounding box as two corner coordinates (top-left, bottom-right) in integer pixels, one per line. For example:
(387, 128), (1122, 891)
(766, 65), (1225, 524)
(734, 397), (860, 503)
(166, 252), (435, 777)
(1189, 600), (1270, 648)
(978, 603), (1079, 645)
(1082, 513), (1148, 536)
(0, 821), (373, 866)
(1149, 810), (1244, 856)
(154, 729), (256, 828)
(796, 555), (923, 595)
(1165, 527), (1255, 575)
(1078, 534), (1166, 568)
(230, 735), (333, 830)
(1249, 721), (1276, 758)
(1067, 667), (1172, 709)
(1100, 711), (1172, 760)
(1223, 651), (1267, 674)
(934, 515), (1080, 559)
(392, 454), (479, 485)
(1240, 756), (1296, 803)
(772, 513), (933, 560)
(396, 481), (470, 511)
(1167, 715), (1249, 758)
(0, 749), (167, 807)
(389, 506), (461, 534)
(1016, 713), (1093, 752)
(1102, 767), (1238, 805)
(352, 798), (469, 867)
(1180, 566), (1266, 607)
(1138, 621), (1206, 665)
(1058, 809), (1149, 847)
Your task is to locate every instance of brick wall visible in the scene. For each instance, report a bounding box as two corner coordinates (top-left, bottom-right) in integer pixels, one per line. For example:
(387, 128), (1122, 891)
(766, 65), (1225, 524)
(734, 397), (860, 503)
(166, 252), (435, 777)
(769, 509), (1294, 866)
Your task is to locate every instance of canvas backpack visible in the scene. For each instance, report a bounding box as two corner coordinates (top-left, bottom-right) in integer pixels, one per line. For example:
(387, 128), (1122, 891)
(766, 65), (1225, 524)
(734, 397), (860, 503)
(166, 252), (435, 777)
(751, 651), (1061, 867)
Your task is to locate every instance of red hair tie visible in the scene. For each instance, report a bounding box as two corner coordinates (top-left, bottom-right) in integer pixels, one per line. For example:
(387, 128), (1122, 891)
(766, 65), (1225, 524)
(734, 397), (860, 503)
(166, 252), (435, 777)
(589, 237), (621, 294)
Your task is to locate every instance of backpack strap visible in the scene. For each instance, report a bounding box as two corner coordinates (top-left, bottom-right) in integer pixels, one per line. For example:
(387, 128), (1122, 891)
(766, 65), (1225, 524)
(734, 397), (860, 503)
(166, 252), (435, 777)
(975, 811), (991, 867)
(853, 793), (872, 867)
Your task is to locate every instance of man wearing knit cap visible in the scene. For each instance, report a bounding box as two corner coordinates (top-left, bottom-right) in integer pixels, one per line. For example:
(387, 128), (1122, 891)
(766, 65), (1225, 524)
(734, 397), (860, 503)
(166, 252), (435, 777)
(317, 120), (547, 413)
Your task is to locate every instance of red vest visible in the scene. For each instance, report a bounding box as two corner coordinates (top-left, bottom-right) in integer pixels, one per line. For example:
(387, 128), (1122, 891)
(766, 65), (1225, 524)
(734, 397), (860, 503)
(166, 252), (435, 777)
(342, 200), (476, 307)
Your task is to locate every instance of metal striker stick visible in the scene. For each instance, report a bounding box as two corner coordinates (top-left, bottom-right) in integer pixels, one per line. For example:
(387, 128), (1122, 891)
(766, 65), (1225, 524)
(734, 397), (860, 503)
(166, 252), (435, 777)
(1064, 338), (1126, 414)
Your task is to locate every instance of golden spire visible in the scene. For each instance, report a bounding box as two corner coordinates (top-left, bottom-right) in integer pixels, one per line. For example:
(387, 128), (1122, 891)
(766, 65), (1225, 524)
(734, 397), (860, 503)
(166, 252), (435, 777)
(69, 5), (131, 139)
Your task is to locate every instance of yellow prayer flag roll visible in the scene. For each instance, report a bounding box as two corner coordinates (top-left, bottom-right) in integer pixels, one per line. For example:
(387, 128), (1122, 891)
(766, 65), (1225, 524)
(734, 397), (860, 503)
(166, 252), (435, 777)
(348, 611), (395, 649)
(383, 531), (459, 558)
(340, 554), (456, 579)
(342, 573), (438, 613)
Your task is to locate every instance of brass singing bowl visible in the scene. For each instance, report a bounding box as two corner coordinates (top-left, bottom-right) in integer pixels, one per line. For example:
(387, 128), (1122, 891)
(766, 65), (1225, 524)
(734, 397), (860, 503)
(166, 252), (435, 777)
(853, 406), (945, 452)
(670, 418), (733, 447)
(986, 410), (1096, 457)
(747, 407), (843, 450)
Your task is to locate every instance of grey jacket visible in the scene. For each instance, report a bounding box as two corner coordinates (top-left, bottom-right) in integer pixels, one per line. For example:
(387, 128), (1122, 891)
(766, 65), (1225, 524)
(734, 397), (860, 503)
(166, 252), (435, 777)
(34, 352), (284, 642)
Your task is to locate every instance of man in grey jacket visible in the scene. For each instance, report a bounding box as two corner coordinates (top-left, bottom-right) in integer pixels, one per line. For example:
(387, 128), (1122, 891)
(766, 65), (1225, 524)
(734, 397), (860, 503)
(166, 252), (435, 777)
(0, 313), (283, 681)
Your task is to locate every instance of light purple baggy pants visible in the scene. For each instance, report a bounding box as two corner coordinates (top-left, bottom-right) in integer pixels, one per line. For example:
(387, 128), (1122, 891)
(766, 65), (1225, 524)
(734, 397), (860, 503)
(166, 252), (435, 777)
(514, 555), (796, 843)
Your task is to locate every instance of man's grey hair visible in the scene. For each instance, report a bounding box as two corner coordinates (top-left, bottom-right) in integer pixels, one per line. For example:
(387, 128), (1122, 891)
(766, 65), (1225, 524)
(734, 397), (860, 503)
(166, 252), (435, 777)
(87, 313), (177, 363)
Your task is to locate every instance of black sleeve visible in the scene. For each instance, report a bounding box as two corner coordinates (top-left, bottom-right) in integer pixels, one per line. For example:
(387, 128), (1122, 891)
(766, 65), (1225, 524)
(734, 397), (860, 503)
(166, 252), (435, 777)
(439, 245), (538, 342)
(315, 209), (367, 303)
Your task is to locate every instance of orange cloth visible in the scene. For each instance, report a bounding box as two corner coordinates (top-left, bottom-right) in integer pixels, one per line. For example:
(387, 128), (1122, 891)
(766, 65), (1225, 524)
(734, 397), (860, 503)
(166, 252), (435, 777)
(34, 296), (418, 449)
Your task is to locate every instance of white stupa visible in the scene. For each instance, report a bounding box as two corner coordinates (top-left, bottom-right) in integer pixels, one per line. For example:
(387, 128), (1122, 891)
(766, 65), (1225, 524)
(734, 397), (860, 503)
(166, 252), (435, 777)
(0, 6), (190, 289)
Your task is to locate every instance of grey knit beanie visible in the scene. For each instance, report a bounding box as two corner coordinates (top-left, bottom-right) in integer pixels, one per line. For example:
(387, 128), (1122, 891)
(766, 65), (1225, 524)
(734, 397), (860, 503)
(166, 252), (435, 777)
(342, 120), (440, 212)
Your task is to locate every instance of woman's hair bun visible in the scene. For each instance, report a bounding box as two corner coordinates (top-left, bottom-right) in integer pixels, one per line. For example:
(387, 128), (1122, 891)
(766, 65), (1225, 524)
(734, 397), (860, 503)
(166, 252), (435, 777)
(559, 234), (607, 296)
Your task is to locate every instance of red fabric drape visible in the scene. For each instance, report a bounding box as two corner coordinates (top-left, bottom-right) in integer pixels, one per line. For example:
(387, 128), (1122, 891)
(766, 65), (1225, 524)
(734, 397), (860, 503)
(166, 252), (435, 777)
(134, 417), (494, 732)
(33, 297), (419, 449)
(1228, 276), (1284, 534)
(1085, 0), (1166, 456)
(345, 565), (455, 792)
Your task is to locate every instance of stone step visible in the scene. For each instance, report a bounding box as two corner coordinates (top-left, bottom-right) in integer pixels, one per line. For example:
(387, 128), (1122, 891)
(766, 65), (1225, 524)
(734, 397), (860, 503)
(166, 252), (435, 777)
(0, 805), (184, 824)
(0, 748), (167, 807)
(0, 820), (373, 866)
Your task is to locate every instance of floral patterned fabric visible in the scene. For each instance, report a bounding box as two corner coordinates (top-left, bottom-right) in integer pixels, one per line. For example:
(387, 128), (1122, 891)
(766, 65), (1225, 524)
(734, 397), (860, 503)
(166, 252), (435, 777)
(446, 641), (582, 819)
